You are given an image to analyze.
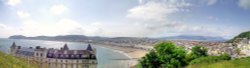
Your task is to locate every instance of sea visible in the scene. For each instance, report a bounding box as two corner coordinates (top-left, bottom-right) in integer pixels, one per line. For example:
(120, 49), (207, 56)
(0, 38), (136, 68)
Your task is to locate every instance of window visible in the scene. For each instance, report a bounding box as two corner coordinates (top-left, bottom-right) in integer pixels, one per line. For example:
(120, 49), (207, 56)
(82, 55), (87, 58)
(82, 65), (89, 68)
(76, 55), (79, 58)
(60, 54), (63, 58)
(65, 55), (69, 58)
(48, 53), (52, 57)
(40, 53), (43, 57)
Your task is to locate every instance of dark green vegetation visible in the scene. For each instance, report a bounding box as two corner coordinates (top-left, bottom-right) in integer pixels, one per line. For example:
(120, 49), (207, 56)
(187, 57), (250, 68)
(227, 31), (250, 43)
(189, 54), (231, 64)
(137, 42), (187, 68)
(137, 42), (232, 68)
(186, 45), (208, 63)
(0, 51), (35, 68)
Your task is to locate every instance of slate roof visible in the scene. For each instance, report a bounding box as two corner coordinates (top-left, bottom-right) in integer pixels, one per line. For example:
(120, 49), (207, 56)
(12, 43), (96, 59)
(86, 44), (93, 51)
(16, 47), (35, 56)
(11, 42), (16, 48)
(46, 49), (94, 59)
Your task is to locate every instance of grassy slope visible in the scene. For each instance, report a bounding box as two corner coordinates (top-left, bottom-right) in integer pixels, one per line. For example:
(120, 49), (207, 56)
(0, 51), (35, 68)
(187, 57), (250, 68)
(227, 31), (250, 42)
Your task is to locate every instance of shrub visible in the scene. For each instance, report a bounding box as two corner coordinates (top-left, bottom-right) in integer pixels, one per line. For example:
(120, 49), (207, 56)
(186, 45), (208, 63)
(137, 42), (187, 68)
(189, 53), (231, 64)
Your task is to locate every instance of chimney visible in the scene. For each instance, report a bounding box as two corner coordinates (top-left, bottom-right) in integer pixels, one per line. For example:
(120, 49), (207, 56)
(17, 46), (21, 49)
(36, 46), (41, 49)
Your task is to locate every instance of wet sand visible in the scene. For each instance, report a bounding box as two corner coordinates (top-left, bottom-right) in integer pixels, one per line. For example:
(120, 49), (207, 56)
(97, 44), (149, 59)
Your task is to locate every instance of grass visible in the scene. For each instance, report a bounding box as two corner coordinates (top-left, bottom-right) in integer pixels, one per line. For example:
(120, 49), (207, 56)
(0, 51), (36, 68)
(186, 57), (250, 68)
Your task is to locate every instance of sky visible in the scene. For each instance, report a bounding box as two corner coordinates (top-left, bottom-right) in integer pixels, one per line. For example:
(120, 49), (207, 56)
(0, 0), (249, 39)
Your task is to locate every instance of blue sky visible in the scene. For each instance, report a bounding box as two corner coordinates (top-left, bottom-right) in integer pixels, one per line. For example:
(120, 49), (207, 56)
(0, 0), (249, 39)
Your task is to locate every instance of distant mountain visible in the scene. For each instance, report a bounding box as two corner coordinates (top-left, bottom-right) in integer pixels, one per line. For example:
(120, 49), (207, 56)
(158, 35), (226, 42)
(8, 35), (26, 39)
(8, 35), (109, 42)
(8, 35), (159, 47)
(9, 35), (226, 42)
(227, 31), (250, 43)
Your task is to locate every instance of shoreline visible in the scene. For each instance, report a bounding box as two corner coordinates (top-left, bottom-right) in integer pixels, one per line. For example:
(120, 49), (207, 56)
(93, 43), (149, 59)
(94, 43), (149, 67)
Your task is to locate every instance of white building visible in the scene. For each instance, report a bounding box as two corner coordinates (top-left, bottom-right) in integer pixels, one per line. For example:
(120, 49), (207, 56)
(10, 42), (97, 68)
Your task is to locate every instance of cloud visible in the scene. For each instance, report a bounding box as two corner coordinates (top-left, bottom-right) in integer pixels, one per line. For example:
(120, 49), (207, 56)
(7, 0), (21, 6)
(127, 2), (178, 22)
(239, 0), (250, 10)
(127, 1), (190, 22)
(138, 0), (143, 4)
(17, 18), (107, 37)
(207, 0), (217, 5)
(0, 23), (18, 38)
(126, 0), (196, 37)
(125, 0), (233, 38)
(50, 4), (68, 15)
(17, 10), (30, 19)
(0, 24), (7, 29)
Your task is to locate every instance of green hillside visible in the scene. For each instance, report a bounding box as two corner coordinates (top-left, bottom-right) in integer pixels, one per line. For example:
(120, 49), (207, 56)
(187, 57), (250, 68)
(227, 31), (250, 43)
(0, 51), (35, 68)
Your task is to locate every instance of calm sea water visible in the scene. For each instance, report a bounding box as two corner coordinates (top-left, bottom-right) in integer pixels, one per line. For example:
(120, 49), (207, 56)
(0, 38), (135, 68)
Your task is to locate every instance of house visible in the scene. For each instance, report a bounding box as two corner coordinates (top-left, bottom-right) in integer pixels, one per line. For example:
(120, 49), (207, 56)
(10, 42), (97, 68)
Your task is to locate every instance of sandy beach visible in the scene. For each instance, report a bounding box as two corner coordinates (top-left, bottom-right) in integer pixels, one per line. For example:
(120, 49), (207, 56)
(96, 44), (149, 59)
(95, 44), (149, 67)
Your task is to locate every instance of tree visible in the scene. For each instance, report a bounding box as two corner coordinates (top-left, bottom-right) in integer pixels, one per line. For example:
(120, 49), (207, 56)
(186, 45), (208, 63)
(191, 45), (208, 58)
(138, 42), (187, 68)
(138, 51), (162, 68)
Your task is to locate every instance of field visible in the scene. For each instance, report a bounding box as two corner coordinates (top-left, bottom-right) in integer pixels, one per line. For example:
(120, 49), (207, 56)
(187, 57), (250, 68)
(0, 51), (35, 68)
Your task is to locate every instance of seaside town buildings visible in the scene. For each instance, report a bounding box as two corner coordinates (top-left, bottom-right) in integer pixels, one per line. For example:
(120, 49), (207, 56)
(10, 42), (97, 68)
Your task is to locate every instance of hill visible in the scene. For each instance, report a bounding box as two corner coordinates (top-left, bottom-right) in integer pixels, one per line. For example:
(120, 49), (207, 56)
(158, 35), (226, 42)
(227, 31), (250, 43)
(0, 51), (35, 68)
(187, 57), (250, 68)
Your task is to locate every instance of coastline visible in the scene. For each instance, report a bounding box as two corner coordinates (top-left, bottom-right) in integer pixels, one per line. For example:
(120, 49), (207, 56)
(93, 43), (149, 67)
(94, 43), (149, 59)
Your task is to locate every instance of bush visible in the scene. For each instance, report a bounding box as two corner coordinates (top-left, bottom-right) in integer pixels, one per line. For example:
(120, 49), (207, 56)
(137, 42), (187, 68)
(186, 45), (208, 63)
(189, 53), (231, 64)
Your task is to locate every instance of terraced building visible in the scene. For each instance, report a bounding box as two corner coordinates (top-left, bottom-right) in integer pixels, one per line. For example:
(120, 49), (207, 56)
(10, 42), (97, 68)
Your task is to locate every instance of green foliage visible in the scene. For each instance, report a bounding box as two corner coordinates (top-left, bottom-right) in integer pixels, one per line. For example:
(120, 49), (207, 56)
(189, 53), (231, 65)
(138, 51), (162, 68)
(186, 46), (208, 63)
(191, 46), (208, 57)
(187, 56), (250, 68)
(137, 42), (187, 68)
(227, 31), (250, 43)
(0, 51), (35, 68)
